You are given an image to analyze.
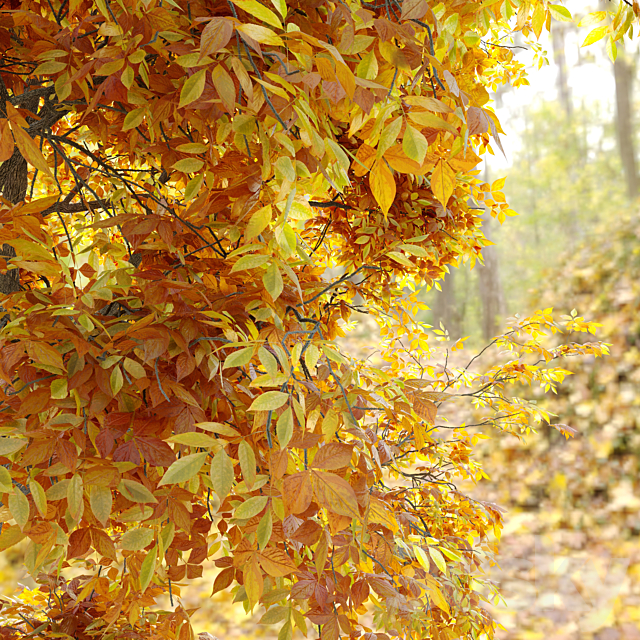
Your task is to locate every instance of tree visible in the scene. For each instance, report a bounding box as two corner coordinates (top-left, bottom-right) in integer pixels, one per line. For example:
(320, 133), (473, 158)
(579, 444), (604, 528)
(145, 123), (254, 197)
(613, 50), (639, 199)
(0, 2), (619, 640)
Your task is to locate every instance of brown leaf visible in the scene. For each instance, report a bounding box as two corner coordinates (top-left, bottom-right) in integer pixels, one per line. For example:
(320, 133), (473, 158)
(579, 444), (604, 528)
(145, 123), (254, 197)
(311, 470), (360, 519)
(310, 443), (353, 470)
(282, 472), (313, 515)
(467, 106), (489, 134)
(257, 547), (297, 576)
(200, 18), (234, 58)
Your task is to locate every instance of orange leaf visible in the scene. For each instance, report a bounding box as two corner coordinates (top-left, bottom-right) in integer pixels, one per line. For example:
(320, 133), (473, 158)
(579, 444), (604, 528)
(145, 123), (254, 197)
(0, 119), (13, 162)
(10, 124), (53, 177)
(384, 145), (422, 174)
(27, 341), (64, 370)
(352, 143), (376, 177)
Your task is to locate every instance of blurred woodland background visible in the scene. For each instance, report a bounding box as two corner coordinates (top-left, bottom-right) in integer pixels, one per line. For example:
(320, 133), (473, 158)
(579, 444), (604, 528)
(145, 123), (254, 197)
(4, 1), (640, 639)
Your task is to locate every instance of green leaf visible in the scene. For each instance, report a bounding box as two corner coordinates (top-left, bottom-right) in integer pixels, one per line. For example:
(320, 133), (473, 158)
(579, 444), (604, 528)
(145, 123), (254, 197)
(51, 378), (68, 399)
(223, 346), (254, 369)
(0, 525), (25, 552)
(185, 174), (204, 201)
(173, 158), (205, 173)
(210, 448), (234, 498)
(90, 485), (112, 526)
(398, 243), (429, 257)
(139, 545), (157, 592)
(158, 452), (208, 486)
(232, 114), (257, 135)
(0, 438), (27, 456)
(248, 391), (289, 411)
(110, 366), (123, 396)
(258, 347), (279, 378)
(230, 254), (271, 273)
(356, 50), (378, 80)
(28, 480), (47, 517)
(263, 262), (283, 300)
(120, 527), (155, 551)
(8, 490), (29, 530)
(403, 124), (428, 164)
(118, 479), (158, 503)
(67, 474), (84, 520)
(276, 408), (293, 448)
(176, 142), (209, 153)
(179, 68), (207, 108)
(548, 3), (572, 22)
(235, 495), (268, 520)
(245, 205), (272, 241)
(257, 508), (273, 549)
(122, 107), (145, 131)
(124, 358), (146, 379)
(0, 467), (12, 493)
(377, 116), (403, 159)
(238, 440), (256, 488)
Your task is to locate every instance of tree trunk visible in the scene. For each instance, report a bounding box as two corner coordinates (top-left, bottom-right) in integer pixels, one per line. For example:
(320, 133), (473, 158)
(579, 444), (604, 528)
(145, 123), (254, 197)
(551, 24), (572, 120)
(477, 215), (506, 341)
(613, 52), (639, 200)
(0, 87), (39, 295)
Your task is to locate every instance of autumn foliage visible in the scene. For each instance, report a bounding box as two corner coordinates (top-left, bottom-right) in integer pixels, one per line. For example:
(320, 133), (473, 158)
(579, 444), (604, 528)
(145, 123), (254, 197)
(0, 0), (625, 639)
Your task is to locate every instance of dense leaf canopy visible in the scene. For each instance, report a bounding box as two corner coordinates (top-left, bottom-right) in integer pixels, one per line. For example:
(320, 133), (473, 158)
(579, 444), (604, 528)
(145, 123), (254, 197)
(0, 0), (625, 639)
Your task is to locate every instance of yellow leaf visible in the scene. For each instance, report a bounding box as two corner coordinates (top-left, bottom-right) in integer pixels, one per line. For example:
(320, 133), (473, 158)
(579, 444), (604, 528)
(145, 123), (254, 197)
(404, 95), (452, 113)
(369, 159), (396, 215)
(431, 159), (456, 207)
(407, 111), (459, 136)
(245, 204), (272, 240)
(212, 64), (236, 112)
(582, 25), (610, 47)
(237, 23), (284, 46)
(402, 125), (428, 164)
(243, 555), (264, 608)
(231, 0), (283, 29)
(578, 11), (606, 27)
(335, 62), (356, 99)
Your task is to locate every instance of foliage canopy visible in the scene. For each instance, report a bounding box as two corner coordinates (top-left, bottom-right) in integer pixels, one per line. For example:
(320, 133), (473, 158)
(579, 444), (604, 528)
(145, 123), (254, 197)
(0, 0), (624, 639)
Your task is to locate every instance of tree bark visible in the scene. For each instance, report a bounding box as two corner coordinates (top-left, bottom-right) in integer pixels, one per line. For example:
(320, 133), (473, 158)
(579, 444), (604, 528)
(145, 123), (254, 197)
(613, 52), (639, 200)
(477, 215), (506, 341)
(551, 24), (573, 120)
(0, 86), (40, 294)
